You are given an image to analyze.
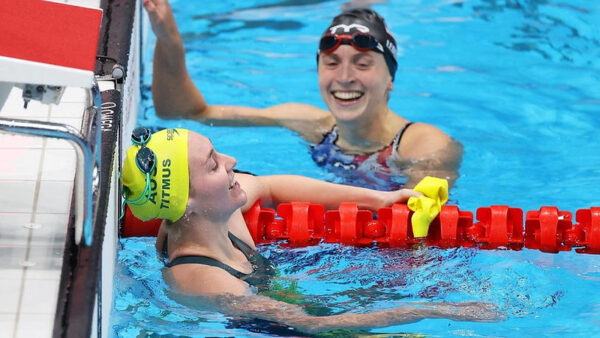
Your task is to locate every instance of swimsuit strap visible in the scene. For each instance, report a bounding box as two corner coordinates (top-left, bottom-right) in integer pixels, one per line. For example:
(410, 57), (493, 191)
(393, 122), (414, 150)
(331, 124), (339, 135)
(321, 124), (339, 145)
(165, 255), (249, 278)
(165, 232), (256, 279)
(227, 232), (257, 259)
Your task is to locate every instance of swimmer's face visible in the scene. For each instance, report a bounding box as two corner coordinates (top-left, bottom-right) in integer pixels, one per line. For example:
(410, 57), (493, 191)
(187, 132), (247, 219)
(318, 45), (393, 122)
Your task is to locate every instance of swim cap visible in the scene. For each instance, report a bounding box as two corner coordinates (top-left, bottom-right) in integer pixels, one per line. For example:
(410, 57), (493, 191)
(318, 8), (398, 80)
(121, 128), (189, 222)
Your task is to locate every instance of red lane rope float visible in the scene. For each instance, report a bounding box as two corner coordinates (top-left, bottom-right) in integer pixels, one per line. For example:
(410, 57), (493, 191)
(121, 202), (600, 254)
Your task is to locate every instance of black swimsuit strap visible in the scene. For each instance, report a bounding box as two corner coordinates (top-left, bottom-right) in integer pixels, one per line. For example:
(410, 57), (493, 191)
(392, 121), (413, 150)
(397, 122), (414, 144)
(166, 256), (246, 278)
(165, 232), (256, 280)
(165, 255), (249, 278)
(228, 232), (257, 258)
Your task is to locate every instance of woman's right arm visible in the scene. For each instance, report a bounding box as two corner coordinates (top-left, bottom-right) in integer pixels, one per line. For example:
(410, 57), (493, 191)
(170, 269), (501, 334)
(144, 0), (206, 121)
(210, 293), (501, 334)
(143, 0), (332, 142)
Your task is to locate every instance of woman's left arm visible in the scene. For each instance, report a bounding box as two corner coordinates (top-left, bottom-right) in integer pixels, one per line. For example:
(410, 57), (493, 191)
(237, 174), (419, 212)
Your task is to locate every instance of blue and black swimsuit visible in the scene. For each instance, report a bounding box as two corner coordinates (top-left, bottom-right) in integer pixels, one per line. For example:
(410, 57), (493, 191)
(311, 122), (413, 190)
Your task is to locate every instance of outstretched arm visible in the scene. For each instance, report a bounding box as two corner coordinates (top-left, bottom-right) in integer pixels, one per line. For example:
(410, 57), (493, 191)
(143, 0), (332, 142)
(206, 293), (501, 334)
(237, 174), (420, 212)
(166, 267), (500, 334)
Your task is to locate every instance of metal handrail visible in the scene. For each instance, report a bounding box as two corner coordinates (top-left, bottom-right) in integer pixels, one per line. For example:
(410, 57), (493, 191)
(0, 83), (102, 246)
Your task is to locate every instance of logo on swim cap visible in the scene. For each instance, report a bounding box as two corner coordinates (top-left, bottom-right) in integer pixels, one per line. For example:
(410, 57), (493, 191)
(386, 39), (397, 58)
(328, 23), (370, 34)
(167, 128), (180, 140)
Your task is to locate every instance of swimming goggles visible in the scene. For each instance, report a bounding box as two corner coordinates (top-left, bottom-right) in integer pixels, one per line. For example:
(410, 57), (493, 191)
(318, 33), (385, 54)
(122, 127), (156, 206)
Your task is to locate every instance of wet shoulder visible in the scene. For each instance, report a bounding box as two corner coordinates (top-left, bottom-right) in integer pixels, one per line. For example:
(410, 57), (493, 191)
(397, 122), (452, 159)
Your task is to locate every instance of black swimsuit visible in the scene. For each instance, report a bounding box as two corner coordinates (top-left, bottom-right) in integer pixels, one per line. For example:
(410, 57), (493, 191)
(165, 232), (276, 292)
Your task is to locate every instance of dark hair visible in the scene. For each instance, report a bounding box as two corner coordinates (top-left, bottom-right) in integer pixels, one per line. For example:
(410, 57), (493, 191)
(331, 8), (385, 28)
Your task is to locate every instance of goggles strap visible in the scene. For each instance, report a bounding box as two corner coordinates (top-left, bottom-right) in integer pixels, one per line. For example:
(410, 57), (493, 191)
(120, 173), (153, 220)
(126, 172), (153, 205)
(120, 199), (126, 220)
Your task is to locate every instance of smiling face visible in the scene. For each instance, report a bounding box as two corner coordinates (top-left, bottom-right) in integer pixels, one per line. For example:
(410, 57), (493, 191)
(318, 45), (393, 123)
(186, 132), (247, 220)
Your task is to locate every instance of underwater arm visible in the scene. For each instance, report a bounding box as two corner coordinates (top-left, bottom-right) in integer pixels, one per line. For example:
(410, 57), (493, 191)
(210, 294), (501, 334)
(165, 245), (501, 333)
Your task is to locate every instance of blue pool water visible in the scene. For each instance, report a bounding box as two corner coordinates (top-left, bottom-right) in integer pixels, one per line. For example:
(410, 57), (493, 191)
(114, 0), (600, 336)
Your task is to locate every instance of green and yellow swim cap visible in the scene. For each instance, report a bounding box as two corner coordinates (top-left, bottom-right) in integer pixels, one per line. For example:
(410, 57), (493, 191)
(121, 128), (189, 222)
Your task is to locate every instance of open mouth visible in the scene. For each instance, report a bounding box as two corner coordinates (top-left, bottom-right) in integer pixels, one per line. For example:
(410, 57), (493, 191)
(229, 174), (236, 190)
(332, 90), (363, 102)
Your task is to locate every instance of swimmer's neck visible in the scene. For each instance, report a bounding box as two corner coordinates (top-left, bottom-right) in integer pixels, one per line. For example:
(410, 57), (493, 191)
(169, 212), (241, 262)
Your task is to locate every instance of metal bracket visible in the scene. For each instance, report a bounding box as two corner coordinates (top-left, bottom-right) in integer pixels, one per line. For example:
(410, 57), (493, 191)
(0, 82), (102, 246)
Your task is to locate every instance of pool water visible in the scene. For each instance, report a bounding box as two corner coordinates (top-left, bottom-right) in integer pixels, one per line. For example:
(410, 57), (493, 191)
(114, 0), (600, 336)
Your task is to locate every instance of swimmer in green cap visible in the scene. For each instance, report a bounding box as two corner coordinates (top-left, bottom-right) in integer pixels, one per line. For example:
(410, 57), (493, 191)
(121, 127), (501, 334)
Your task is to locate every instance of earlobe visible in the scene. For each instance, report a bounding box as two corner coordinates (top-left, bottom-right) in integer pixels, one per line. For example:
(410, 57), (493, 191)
(179, 204), (192, 222)
(387, 79), (394, 91)
(184, 198), (196, 217)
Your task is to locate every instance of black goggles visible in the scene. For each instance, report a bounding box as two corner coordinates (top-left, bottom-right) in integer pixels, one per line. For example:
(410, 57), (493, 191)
(122, 127), (156, 207)
(318, 33), (384, 54)
(131, 127), (156, 174)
